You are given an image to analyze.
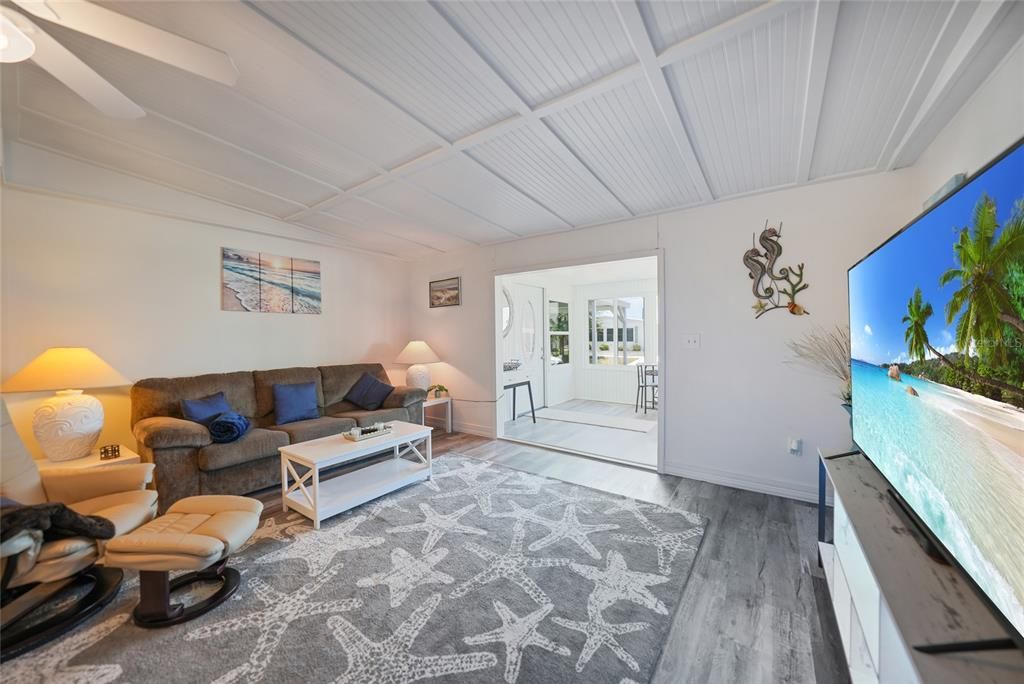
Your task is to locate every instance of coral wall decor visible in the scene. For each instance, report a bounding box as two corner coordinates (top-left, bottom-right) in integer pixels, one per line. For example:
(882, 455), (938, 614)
(742, 221), (810, 318)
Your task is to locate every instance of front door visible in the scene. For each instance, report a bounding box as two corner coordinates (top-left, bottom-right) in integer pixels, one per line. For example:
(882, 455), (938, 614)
(503, 283), (545, 416)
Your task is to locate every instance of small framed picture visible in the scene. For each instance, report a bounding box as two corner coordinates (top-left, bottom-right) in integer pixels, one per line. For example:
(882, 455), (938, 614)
(429, 277), (461, 308)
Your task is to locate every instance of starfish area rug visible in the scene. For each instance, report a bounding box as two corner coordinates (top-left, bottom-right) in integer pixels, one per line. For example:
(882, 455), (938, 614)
(2, 454), (706, 684)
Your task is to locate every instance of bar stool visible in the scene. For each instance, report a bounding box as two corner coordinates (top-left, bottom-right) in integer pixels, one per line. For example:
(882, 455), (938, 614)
(635, 364), (658, 414)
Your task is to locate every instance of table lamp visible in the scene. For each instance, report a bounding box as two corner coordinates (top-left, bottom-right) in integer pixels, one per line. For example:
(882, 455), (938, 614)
(395, 340), (440, 390)
(2, 347), (130, 462)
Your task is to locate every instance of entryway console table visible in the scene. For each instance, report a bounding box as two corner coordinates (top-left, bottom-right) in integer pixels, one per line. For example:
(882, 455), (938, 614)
(503, 380), (536, 423)
(280, 421), (432, 529)
(818, 448), (1023, 684)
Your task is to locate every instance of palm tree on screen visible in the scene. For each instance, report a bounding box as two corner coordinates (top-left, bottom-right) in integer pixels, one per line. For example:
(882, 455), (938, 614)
(902, 287), (1022, 397)
(939, 196), (1024, 363)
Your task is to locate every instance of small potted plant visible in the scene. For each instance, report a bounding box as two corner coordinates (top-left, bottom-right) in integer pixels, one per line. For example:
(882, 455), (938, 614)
(427, 384), (449, 399)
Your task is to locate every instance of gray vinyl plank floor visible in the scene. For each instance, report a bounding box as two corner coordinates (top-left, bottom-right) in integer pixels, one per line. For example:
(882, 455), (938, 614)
(502, 399), (658, 468)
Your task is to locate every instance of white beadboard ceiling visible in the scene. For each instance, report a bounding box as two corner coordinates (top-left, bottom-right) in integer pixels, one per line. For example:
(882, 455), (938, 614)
(2, 0), (1022, 260)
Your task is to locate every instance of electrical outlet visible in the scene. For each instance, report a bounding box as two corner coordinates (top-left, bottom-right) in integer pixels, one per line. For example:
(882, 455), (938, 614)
(789, 438), (803, 455)
(683, 334), (701, 349)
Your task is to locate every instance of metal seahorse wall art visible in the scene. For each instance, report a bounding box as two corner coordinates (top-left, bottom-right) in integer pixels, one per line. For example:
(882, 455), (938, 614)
(742, 221), (810, 319)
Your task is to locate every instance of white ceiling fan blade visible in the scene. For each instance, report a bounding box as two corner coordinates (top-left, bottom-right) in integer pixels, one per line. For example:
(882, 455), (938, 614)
(2, 8), (144, 118)
(1, 12), (36, 62)
(12, 0), (238, 86)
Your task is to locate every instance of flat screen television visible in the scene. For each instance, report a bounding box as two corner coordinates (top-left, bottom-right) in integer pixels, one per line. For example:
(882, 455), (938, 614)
(849, 137), (1024, 646)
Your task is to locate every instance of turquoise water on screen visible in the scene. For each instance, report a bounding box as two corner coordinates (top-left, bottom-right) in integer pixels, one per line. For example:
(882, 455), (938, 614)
(852, 360), (1024, 635)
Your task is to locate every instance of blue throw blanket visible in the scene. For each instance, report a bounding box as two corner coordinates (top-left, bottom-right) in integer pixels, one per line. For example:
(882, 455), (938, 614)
(208, 411), (251, 444)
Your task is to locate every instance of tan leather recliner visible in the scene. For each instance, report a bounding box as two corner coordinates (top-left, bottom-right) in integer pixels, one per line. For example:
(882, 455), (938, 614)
(1, 400), (158, 658)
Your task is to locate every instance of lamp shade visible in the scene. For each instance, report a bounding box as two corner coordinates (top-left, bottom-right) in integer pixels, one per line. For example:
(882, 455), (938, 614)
(395, 340), (440, 365)
(2, 347), (131, 392)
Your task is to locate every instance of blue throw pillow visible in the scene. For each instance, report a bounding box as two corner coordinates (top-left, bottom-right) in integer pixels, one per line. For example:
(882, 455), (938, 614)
(273, 382), (319, 424)
(344, 372), (394, 411)
(181, 392), (231, 426)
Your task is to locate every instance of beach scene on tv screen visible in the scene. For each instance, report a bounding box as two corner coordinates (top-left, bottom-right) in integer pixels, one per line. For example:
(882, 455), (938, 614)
(849, 143), (1024, 637)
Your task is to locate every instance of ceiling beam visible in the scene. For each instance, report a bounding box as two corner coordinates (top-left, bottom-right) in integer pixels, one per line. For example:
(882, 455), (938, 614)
(613, 1), (713, 202)
(884, 0), (1018, 170)
(876, 0), (978, 171)
(795, 0), (841, 182)
(655, 0), (793, 68)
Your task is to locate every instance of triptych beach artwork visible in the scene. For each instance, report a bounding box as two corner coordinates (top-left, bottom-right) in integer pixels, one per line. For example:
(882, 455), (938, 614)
(221, 247), (322, 314)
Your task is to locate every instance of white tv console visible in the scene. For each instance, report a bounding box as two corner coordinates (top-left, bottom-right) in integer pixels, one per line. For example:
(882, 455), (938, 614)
(818, 449), (1023, 683)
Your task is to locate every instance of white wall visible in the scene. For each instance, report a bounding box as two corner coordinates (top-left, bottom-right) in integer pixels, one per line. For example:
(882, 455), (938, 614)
(1, 182), (410, 458)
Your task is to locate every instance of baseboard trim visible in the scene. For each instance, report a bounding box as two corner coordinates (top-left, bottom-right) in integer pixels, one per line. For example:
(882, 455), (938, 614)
(498, 437), (657, 472)
(662, 462), (817, 503)
(451, 421), (497, 439)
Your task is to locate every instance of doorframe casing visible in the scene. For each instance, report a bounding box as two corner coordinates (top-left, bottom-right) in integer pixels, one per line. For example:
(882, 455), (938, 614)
(491, 248), (666, 474)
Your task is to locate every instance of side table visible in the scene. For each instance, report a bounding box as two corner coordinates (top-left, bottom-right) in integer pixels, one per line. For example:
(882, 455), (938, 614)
(36, 445), (142, 473)
(422, 395), (452, 433)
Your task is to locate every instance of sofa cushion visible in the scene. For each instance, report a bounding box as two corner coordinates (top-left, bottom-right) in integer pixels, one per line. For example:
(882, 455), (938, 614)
(134, 417), (212, 450)
(253, 367), (323, 421)
(273, 382), (319, 424)
(270, 416), (355, 444)
(344, 373), (394, 411)
(180, 392), (231, 426)
(331, 407), (410, 427)
(324, 400), (358, 415)
(319, 364), (389, 407)
(197, 428), (289, 472)
(131, 371), (256, 426)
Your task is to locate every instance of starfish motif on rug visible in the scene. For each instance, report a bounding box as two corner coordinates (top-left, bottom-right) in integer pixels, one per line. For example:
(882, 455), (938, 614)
(387, 503), (487, 553)
(5, 613), (128, 684)
(603, 497), (656, 519)
(357, 547), (454, 607)
(254, 514), (384, 576)
(464, 601), (570, 683)
(187, 565), (361, 683)
(505, 470), (546, 493)
(534, 485), (612, 514)
(238, 514), (306, 553)
(430, 472), (529, 514)
(552, 606), (651, 673)
(421, 459), (494, 492)
(496, 502), (619, 559)
(329, 593), (498, 683)
(612, 514), (703, 575)
(452, 521), (570, 604)
(570, 550), (670, 615)
(362, 490), (416, 520)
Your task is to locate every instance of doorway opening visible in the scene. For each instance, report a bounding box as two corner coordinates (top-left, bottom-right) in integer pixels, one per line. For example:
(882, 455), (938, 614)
(495, 256), (660, 470)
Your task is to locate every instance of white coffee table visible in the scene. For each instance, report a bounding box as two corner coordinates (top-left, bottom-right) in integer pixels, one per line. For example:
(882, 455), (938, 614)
(279, 421), (432, 529)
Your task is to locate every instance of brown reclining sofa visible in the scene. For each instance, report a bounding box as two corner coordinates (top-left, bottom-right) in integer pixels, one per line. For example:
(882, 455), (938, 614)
(131, 363), (425, 512)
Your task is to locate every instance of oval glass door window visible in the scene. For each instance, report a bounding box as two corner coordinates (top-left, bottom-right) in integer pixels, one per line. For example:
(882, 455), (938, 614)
(501, 287), (514, 338)
(522, 300), (537, 360)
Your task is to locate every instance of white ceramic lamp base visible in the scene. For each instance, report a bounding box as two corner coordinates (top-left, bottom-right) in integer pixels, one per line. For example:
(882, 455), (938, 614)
(33, 390), (104, 462)
(406, 364), (431, 390)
